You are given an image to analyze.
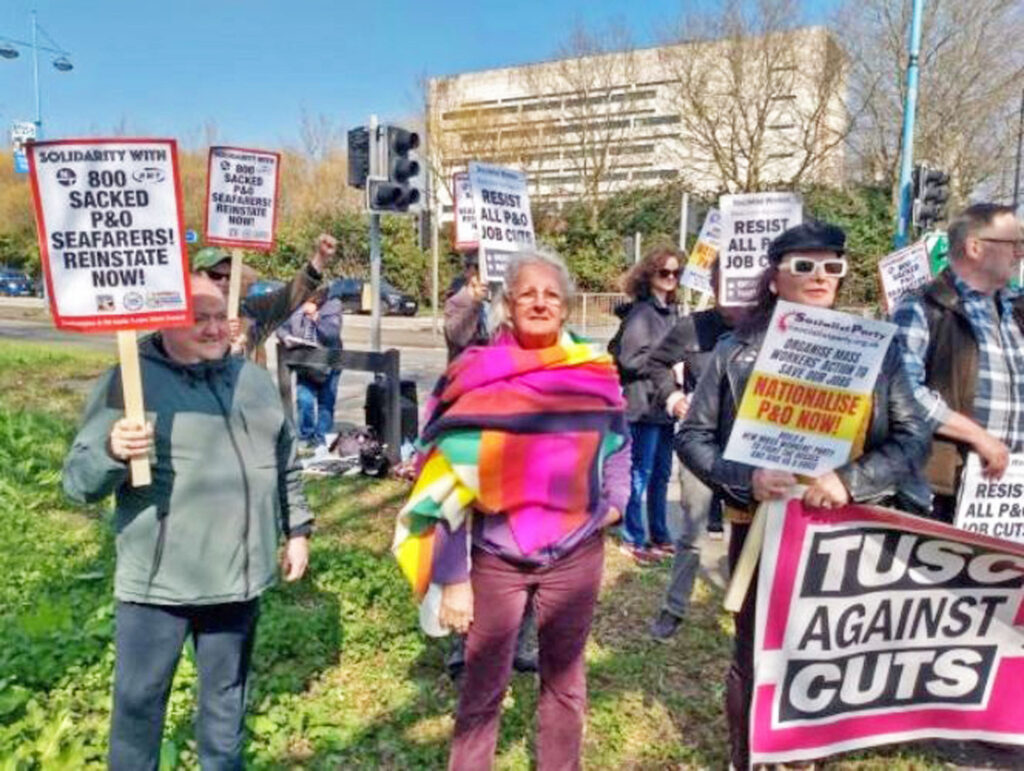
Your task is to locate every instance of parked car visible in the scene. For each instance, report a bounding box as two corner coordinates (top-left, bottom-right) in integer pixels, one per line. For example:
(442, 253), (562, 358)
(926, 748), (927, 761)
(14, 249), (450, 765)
(0, 270), (35, 297)
(328, 277), (418, 316)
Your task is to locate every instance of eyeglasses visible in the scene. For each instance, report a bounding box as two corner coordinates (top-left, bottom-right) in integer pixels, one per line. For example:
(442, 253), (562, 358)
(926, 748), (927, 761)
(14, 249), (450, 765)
(514, 289), (563, 307)
(978, 238), (1024, 253)
(657, 268), (683, 280)
(779, 258), (848, 278)
(203, 268), (231, 282)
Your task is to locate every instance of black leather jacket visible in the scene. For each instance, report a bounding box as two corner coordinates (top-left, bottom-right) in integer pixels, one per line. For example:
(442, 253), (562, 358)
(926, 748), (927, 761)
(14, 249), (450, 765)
(676, 327), (933, 515)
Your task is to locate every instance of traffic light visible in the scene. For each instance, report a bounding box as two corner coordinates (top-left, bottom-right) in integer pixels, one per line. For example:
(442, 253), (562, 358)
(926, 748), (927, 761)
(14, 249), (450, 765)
(347, 127), (370, 189)
(912, 164), (950, 232)
(368, 125), (421, 213)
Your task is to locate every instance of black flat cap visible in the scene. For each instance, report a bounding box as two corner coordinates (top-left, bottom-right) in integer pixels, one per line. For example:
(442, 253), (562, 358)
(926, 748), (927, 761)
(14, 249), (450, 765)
(767, 221), (846, 265)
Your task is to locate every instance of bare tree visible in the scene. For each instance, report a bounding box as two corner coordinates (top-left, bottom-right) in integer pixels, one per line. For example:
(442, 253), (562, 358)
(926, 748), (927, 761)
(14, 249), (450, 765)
(520, 22), (639, 224)
(660, 0), (853, 193)
(839, 0), (1024, 204)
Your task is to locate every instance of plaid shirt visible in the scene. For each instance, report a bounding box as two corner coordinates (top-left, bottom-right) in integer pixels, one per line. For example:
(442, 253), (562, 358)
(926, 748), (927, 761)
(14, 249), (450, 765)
(893, 271), (1024, 452)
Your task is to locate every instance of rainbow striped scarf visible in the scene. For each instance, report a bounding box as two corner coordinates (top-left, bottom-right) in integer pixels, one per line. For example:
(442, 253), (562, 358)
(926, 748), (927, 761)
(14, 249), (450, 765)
(393, 330), (626, 600)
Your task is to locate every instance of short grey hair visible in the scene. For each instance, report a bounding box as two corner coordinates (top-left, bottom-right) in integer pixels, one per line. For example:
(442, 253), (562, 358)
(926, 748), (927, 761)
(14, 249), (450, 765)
(490, 247), (576, 331)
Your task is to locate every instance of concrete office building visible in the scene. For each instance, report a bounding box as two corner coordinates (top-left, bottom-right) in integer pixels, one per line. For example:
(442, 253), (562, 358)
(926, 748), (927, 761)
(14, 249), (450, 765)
(426, 26), (847, 216)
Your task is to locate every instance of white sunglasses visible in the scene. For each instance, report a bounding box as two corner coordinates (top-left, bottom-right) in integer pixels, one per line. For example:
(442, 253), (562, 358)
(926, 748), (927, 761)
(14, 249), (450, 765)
(778, 257), (848, 278)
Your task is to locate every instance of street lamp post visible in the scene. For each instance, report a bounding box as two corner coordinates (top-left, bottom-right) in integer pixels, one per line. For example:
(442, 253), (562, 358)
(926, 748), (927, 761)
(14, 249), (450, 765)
(0, 11), (74, 138)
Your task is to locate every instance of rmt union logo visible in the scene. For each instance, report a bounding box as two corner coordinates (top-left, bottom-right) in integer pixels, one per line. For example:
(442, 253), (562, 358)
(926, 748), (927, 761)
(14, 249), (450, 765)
(55, 168), (77, 187)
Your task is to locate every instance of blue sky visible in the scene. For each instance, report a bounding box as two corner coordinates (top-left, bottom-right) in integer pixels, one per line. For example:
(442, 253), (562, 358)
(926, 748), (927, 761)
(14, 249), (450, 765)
(0, 0), (840, 151)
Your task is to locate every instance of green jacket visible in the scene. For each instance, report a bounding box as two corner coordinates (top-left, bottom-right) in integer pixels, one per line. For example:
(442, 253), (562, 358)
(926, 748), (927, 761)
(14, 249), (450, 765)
(63, 335), (313, 606)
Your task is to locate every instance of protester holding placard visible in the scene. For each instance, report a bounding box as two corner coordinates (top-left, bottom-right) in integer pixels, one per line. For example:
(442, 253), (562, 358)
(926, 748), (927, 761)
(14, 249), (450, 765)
(192, 232), (338, 356)
(277, 286), (343, 453)
(644, 260), (743, 639)
(62, 274), (312, 770)
(676, 221), (931, 769)
(613, 247), (681, 564)
(393, 249), (629, 771)
(893, 203), (1024, 521)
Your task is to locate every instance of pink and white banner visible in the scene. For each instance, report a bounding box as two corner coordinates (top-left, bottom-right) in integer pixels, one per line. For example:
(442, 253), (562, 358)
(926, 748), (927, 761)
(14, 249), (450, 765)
(752, 498), (1024, 766)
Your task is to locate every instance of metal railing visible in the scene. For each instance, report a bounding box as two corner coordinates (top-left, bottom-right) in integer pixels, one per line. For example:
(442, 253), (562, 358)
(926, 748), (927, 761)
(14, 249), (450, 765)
(566, 293), (628, 340)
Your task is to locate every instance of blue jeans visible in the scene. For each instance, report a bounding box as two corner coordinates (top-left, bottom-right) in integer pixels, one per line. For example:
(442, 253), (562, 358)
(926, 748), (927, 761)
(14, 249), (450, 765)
(622, 421), (674, 546)
(109, 600), (259, 771)
(296, 369), (340, 446)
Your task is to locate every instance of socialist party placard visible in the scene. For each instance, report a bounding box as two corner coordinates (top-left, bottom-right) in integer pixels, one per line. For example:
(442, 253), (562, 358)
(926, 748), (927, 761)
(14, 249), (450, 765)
(751, 498), (1024, 765)
(204, 146), (281, 250)
(723, 301), (896, 476)
(452, 171), (479, 253)
(878, 241), (932, 314)
(27, 138), (192, 332)
(719, 192), (802, 307)
(680, 208), (722, 295)
(468, 161), (535, 283)
(955, 453), (1024, 544)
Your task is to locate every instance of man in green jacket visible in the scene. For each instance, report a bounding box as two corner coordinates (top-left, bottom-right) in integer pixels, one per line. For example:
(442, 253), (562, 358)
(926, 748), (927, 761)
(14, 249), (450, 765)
(63, 274), (312, 770)
(192, 232), (338, 357)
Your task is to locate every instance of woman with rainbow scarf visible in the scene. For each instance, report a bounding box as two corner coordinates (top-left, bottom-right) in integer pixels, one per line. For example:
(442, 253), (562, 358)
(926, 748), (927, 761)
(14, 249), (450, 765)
(394, 249), (631, 770)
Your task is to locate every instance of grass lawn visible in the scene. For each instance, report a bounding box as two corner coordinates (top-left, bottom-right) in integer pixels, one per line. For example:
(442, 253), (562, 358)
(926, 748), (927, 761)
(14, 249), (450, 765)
(0, 339), (950, 769)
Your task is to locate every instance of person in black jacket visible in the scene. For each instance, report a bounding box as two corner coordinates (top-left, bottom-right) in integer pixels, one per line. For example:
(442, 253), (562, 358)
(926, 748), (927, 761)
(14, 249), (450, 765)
(676, 221), (932, 770)
(615, 247), (682, 563)
(644, 261), (744, 640)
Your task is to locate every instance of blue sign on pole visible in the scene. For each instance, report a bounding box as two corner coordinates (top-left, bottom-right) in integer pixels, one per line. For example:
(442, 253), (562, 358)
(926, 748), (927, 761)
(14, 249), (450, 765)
(185, 229), (198, 244)
(13, 150), (29, 174)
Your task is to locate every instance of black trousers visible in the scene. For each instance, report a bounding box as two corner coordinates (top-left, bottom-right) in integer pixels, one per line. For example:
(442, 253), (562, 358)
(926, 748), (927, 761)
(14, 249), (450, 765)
(109, 599), (260, 771)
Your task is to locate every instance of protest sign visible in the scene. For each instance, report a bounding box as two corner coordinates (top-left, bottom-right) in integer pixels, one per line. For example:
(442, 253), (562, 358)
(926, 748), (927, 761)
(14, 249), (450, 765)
(11, 121), (35, 174)
(719, 192), (802, 307)
(468, 161), (534, 283)
(956, 453), (1024, 544)
(27, 138), (192, 333)
(680, 208), (721, 296)
(723, 300), (896, 476)
(750, 497), (1024, 765)
(878, 241), (931, 314)
(27, 137), (190, 488)
(204, 146), (280, 251)
(452, 171), (479, 253)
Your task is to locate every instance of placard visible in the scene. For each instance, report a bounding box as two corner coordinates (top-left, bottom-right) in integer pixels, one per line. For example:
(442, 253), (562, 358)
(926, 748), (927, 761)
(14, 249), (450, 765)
(11, 121), (35, 174)
(452, 171), (478, 253)
(723, 300), (896, 475)
(27, 138), (192, 332)
(751, 497), (1024, 765)
(468, 161), (535, 283)
(204, 145), (281, 251)
(878, 241), (931, 314)
(955, 453), (1024, 544)
(680, 208), (721, 295)
(719, 192), (802, 307)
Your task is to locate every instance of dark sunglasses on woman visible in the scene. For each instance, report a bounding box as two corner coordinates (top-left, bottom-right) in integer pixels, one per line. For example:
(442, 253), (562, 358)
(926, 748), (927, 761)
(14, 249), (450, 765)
(656, 268), (683, 280)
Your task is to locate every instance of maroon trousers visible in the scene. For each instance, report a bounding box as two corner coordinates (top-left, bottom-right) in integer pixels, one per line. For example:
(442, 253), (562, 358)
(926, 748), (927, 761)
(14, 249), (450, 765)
(448, 534), (604, 771)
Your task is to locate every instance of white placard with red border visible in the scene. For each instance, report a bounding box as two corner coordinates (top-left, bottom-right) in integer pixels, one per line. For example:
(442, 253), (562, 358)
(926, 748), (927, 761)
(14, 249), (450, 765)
(452, 171), (479, 253)
(27, 138), (192, 333)
(751, 497), (1024, 765)
(878, 241), (932, 314)
(204, 146), (281, 251)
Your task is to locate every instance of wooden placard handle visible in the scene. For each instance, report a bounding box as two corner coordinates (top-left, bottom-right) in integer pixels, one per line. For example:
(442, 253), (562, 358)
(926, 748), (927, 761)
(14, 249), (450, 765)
(227, 248), (244, 321)
(723, 502), (767, 612)
(116, 330), (151, 487)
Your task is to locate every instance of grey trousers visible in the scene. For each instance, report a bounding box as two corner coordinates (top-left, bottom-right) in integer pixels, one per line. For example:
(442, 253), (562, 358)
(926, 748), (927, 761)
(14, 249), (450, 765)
(661, 464), (717, 619)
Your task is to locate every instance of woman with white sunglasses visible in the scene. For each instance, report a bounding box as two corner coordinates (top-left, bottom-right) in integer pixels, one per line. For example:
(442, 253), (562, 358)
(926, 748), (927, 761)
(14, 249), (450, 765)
(676, 221), (932, 769)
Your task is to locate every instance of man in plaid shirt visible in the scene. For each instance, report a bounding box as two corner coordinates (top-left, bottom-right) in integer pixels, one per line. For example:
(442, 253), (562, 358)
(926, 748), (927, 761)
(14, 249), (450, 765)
(893, 203), (1024, 520)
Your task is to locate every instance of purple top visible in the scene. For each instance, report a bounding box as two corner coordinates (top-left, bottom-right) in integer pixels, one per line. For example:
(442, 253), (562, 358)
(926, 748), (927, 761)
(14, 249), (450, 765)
(431, 437), (632, 585)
